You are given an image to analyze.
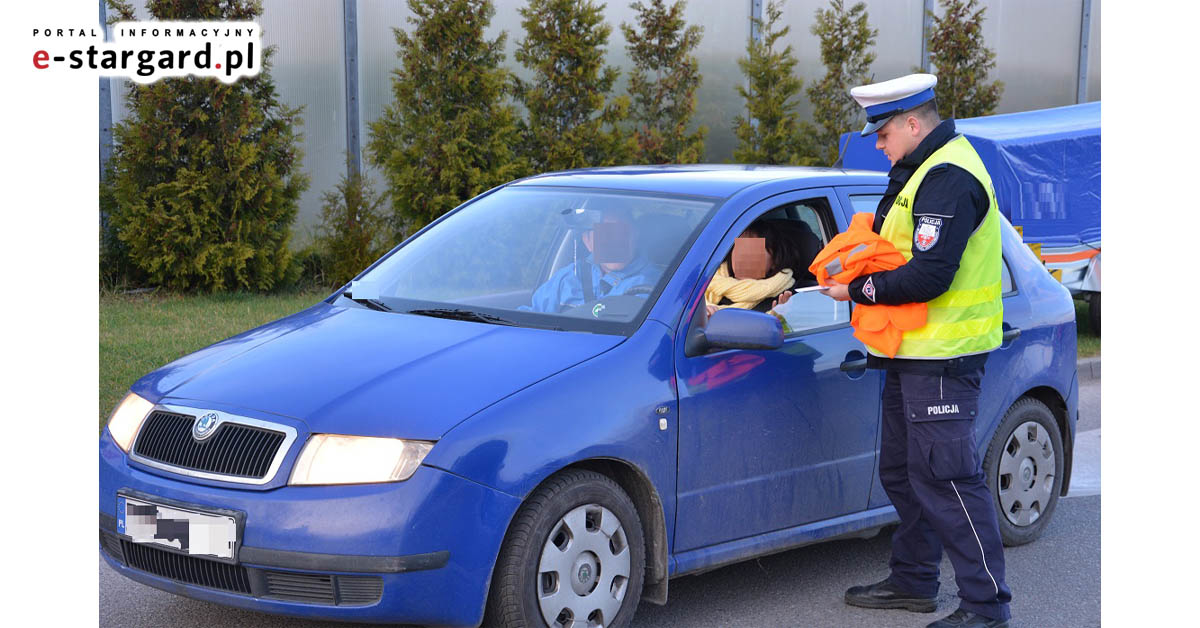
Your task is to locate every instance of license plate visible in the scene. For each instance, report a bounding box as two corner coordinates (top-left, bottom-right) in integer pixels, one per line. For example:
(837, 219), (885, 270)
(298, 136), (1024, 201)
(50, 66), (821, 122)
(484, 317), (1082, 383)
(117, 495), (237, 559)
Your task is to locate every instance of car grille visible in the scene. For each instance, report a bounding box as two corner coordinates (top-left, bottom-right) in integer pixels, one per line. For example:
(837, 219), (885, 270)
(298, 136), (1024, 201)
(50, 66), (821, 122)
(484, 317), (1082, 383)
(262, 571), (383, 606)
(104, 530), (384, 606)
(121, 539), (252, 594)
(100, 531), (124, 562)
(333, 575), (385, 605)
(133, 410), (286, 479)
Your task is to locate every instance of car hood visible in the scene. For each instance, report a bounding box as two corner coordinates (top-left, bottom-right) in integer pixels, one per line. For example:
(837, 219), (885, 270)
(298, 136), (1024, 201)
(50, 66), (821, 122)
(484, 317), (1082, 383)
(134, 303), (624, 440)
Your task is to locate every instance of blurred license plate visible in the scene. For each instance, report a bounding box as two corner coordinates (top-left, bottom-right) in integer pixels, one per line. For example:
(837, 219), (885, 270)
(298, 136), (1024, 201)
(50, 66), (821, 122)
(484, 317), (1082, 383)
(117, 495), (237, 559)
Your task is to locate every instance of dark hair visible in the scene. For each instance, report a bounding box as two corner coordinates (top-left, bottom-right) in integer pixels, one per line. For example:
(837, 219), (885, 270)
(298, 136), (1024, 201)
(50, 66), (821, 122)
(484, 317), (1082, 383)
(909, 98), (940, 124)
(726, 218), (817, 278)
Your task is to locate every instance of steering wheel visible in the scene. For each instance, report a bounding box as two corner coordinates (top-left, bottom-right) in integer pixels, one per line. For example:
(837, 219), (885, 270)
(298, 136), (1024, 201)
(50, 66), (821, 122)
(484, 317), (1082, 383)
(623, 284), (655, 296)
(562, 285), (656, 319)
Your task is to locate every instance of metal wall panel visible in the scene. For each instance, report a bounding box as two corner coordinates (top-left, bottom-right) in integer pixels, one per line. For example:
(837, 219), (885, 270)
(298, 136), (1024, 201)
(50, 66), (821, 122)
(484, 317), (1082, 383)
(1087, 0), (1101, 101)
(357, 0), (414, 173)
(982, 0), (1080, 114)
(778, 0), (924, 124)
(259, 0), (347, 233)
(105, 0), (1102, 240)
(675, 0), (756, 162)
(356, 0), (1103, 170)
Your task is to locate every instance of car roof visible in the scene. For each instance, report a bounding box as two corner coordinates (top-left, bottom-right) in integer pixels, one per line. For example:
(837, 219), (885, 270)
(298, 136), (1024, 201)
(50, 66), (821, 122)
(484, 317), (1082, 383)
(510, 165), (888, 199)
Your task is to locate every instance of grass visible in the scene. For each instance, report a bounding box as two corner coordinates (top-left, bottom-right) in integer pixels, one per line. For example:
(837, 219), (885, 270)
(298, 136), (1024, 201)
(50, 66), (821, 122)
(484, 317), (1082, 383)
(99, 289), (1101, 429)
(1073, 297), (1101, 358)
(99, 289), (329, 429)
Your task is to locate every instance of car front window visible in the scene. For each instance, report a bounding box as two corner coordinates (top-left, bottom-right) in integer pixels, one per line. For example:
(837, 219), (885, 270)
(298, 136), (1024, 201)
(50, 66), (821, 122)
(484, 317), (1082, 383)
(348, 185), (720, 333)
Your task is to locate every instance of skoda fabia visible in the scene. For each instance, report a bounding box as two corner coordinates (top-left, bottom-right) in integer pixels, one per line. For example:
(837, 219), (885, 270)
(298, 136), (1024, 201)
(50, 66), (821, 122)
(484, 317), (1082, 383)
(100, 166), (1079, 627)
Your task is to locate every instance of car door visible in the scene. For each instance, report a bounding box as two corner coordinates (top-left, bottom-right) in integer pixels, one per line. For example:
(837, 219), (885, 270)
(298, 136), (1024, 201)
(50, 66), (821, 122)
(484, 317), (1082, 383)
(673, 188), (882, 552)
(836, 186), (926, 511)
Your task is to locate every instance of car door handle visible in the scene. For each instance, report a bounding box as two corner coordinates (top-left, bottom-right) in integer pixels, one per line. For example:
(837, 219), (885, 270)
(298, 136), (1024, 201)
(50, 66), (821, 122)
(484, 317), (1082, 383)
(840, 357), (868, 371)
(1002, 327), (1021, 342)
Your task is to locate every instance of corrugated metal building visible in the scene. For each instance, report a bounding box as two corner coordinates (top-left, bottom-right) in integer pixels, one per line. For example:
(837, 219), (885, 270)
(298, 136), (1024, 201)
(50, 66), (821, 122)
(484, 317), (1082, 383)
(108, 0), (1101, 233)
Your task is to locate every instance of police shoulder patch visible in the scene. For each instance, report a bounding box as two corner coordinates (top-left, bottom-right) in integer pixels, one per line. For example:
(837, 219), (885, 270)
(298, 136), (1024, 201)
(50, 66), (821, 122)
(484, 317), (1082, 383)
(914, 215), (943, 252)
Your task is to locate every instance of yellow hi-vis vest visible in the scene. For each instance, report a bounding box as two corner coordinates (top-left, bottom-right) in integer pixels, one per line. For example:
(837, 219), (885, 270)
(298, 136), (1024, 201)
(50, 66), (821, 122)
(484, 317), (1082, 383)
(875, 135), (1003, 359)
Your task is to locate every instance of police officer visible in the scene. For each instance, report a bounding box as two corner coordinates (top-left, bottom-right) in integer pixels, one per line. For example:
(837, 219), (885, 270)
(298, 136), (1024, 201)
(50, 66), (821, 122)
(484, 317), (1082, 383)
(822, 74), (1012, 627)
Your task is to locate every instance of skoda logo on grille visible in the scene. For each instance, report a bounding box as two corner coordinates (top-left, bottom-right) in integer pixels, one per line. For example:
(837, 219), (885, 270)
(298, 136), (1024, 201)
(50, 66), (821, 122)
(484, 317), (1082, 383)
(192, 412), (221, 441)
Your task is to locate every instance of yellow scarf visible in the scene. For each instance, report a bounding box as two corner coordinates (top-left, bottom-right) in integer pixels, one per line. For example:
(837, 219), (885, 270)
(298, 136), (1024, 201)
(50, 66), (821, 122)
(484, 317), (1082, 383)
(705, 263), (795, 310)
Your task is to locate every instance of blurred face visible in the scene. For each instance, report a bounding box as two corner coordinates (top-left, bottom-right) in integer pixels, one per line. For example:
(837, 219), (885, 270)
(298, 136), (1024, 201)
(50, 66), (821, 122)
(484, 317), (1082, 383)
(732, 230), (772, 279)
(875, 114), (924, 166)
(582, 214), (635, 272)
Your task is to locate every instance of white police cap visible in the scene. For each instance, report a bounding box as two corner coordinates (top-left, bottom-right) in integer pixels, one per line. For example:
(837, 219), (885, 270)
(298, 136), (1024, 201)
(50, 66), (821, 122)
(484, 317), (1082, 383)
(851, 73), (938, 136)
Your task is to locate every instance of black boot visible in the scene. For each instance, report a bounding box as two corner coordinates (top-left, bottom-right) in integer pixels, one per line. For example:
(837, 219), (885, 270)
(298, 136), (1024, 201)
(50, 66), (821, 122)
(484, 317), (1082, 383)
(844, 579), (937, 613)
(926, 608), (1010, 627)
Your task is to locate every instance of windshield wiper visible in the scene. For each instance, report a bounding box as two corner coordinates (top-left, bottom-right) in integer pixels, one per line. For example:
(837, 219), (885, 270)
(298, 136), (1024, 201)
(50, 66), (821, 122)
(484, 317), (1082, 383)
(405, 308), (519, 327)
(342, 291), (392, 312)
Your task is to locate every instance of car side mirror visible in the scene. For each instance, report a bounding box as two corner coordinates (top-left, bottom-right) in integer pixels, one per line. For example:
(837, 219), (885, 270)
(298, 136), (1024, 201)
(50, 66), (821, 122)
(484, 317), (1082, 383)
(685, 307), (784, 357)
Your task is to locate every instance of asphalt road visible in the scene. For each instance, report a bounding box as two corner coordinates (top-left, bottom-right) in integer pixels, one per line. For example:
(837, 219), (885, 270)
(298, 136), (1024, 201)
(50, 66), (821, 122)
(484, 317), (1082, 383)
(99, 379), (1100, 628)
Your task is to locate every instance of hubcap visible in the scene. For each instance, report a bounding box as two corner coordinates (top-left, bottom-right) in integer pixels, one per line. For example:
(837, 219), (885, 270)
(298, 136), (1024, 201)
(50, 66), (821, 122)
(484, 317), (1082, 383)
(997, 421), (1056, 527)
(538, 504), (631, 628)
(1019, 459), (1035, 488)
(571, 552), (599, 595)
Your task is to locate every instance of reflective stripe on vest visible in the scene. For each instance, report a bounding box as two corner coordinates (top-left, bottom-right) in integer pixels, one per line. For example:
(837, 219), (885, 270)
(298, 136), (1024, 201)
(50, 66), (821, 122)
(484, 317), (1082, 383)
(874, 135), (1003, 359)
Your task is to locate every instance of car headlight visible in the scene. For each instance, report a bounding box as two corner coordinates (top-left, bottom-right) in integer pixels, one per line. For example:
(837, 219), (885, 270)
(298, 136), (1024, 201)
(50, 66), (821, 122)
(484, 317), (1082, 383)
(289, 434), (434, 485)
(107, 392), (154, 452)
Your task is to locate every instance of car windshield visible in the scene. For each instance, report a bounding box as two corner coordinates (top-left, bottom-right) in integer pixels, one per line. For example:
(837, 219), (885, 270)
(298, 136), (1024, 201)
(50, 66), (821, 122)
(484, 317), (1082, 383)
(344, 185), (721, 333)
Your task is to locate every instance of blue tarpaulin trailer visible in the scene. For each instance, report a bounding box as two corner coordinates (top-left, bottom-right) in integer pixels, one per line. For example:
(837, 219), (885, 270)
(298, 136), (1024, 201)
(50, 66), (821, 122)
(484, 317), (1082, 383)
(839, 101), (1101, 331)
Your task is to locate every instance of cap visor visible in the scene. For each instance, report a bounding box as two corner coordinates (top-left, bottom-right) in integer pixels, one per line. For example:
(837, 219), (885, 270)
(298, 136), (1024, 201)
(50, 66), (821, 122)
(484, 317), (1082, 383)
(860, 116), (892, 136)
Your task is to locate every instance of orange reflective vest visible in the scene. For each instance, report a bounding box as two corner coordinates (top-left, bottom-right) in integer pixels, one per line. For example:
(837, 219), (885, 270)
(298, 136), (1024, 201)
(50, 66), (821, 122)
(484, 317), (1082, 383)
(809, 212), (927, 358)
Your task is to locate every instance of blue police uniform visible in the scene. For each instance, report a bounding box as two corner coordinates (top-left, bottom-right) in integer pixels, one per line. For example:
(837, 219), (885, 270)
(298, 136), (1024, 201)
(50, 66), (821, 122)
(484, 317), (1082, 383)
(841, 74), (1011, 628)
(524, 254), (660, 314)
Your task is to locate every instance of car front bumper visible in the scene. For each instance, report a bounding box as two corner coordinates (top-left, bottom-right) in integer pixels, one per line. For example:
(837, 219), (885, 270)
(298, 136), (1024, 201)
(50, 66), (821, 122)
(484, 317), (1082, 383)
(99, 430), (520, 626)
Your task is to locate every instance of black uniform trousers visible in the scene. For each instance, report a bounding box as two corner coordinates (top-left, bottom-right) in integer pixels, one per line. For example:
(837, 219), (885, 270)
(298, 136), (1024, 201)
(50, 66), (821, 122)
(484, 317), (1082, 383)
(879, 366), (1012, 621)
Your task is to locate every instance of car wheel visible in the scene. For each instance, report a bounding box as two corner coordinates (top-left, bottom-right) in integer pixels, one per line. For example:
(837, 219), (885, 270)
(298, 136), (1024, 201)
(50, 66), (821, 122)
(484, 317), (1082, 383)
(1088, 291), (1100, 335)
(983, 397), (1065, 547)
(486, 469), (645, 628)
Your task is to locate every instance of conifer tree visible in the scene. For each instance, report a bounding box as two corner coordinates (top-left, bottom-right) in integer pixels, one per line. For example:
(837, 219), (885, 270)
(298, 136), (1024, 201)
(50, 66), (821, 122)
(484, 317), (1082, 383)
(733, 0), (819, 165)
(315, 161), (391, 288)
(925, 0), (1003, 118)
(621, 0), (706, 164)
(516, 0), (634, 171)
(368, 0), (525, 236)
(807, 0), (876, 165)
(102, 0), (308, 292)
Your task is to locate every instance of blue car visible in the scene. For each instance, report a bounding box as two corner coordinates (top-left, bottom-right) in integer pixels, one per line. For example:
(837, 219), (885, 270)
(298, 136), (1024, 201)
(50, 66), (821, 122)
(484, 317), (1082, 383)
(100, 166), (1078, 627)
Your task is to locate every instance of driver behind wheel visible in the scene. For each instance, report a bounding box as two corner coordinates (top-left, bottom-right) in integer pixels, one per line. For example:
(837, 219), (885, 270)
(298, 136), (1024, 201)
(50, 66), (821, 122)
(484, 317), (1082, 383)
(523, 208), (662, 314)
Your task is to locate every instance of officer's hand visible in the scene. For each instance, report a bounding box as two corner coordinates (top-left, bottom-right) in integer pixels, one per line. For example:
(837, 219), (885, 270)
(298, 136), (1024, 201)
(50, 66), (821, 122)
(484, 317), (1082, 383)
(823, 282), (851, 302)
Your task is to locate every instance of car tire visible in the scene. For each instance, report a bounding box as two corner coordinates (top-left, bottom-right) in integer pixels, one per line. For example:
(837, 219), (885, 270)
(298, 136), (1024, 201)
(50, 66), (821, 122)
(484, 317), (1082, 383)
(485, 469), (645, 628)
(983, 397), (1065, 547)
(1088, 291), (1100, 335)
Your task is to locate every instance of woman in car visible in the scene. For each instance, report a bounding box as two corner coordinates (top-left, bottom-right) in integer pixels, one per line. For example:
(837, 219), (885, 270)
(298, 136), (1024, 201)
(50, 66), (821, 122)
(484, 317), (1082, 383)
(705, 218), (821, 315)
